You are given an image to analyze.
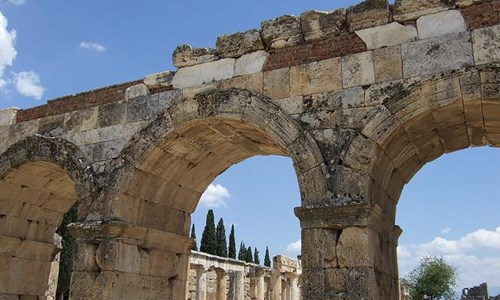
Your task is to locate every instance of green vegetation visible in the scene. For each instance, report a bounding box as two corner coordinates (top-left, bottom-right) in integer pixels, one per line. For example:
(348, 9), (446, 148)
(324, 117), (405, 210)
(406, 256), (458, 300)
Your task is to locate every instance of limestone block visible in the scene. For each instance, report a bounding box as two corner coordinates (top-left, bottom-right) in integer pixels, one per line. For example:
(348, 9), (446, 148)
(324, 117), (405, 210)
(149, 249), (178, 277)
(325, 268), (348, 294)
(73, 242), (99, 272)
(272, 96), (303, 115)
(217, 73), (263, 94)
(455, 0), (489, 8)
(263, 68), (290, 99)
(127, 94), (161, 122)
(402, 33), (473, 78)
(16, 240), (58, 261)
(417, 10), (467, 40)
(63, 106), (99, 132)
(234, 50), (269, 77)
(302, 228), (339, 268)
(173, 44), (218, 68)
(373, 46), (403, 83)
(97, 102), (127, 128)
(336, 227), (378, 267)
(37, 114), (65, 136)
(7, 119), (39, 143)
(340, 86), (366, 109)
(216, 29), (264, 58)
(346, 267), (379, 299)
(355, 22), (417, 50)
(95, 240), (141, 273)
(290, 58), (342, 96)
(158, 89), (182, 109)
(261, 15), (304, 49)
(342, 51), (375, 88)
(143, 71), (174, 88)
(125, 83), (150, 101)
(172, 58), (235, 89)
(0, 108), (18, 126)
(0, 256), (52, 295)
(300, 9), (346, 41)
(346, 0), (389, 32)
(393, 0), (454, 22)
(472, 24), (500, 66)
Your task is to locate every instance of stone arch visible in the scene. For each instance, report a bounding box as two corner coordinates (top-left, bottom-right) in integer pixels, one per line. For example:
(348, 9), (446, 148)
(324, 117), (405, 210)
(0, 135), (96, 298)
(111, 88), (327, 227)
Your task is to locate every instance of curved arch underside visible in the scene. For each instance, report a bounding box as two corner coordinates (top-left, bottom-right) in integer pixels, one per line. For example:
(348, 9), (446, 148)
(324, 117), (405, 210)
(112, 89), (327, 234)
(364, 68), (500, 220)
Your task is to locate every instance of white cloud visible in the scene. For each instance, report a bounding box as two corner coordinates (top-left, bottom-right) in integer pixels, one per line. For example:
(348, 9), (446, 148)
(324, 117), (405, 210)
(199, 183), (230, 208)
(398, 227), (500, 290)
(79, 42), (106, 52)
(13, 71), (45, 100)
(0, 11), (17, 88)
(441, 227), (452, 234)
(285, 239), (301, 255)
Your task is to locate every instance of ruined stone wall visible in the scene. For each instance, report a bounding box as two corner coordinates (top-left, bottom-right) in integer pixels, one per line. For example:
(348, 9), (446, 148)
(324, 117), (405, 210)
(0, 0), (499, 299)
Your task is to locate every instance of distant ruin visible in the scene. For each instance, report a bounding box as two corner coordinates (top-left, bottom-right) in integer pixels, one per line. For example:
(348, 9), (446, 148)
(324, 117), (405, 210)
(1, 0), (499, 298)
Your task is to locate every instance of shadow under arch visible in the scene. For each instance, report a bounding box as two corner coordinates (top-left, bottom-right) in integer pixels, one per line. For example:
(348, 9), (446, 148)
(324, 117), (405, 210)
(0, 135), (97, 298)
(110, 88), (328, 228)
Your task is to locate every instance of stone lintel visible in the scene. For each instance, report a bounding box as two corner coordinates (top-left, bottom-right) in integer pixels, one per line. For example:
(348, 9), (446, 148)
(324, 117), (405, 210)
(68, 221), (193, 254)
(294, 204), (385, 229)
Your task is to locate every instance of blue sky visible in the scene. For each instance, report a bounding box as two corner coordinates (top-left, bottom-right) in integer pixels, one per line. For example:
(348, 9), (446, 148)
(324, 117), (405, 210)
(1, 0), (499, 296)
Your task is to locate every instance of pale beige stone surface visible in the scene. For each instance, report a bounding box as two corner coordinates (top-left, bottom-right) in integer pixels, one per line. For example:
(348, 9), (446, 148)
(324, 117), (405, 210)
(263, 68), (290, 99)
(472, 24), (500, 65)
(342, 51), (375, 88)
(373, 46), (403, 82)
(393, 0), (454, 21)
(143, 71), (174, 88)
(300, 9), (346, 41)
(290, 58), (342, 96)
(234, 51), (269, 77)
(356, 22), (417, 50)
(172, 58), (236, 89)
(216, 29), (264, 58)
(417, 10), (467, 40)
(261, 15), (304, 49)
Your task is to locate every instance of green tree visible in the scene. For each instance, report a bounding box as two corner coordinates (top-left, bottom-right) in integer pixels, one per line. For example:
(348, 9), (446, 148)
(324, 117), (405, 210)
(238, 241), (246, 261)
(254, 248), (260, 265)
(228, 224), (236, 259)
(190, 224), (198, 251)
(56, 203), (78, 300)
(246, 246), (253, 263)
(216, 218), (228, 257)
(406, 256), (458, 300)
(200, 209), (217, 255)
(264, 246), (271, 267)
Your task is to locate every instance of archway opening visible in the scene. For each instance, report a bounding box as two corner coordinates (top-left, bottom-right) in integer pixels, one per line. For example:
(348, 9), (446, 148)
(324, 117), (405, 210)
(0, 160), (78, 299)
(397, 147), (500, 297)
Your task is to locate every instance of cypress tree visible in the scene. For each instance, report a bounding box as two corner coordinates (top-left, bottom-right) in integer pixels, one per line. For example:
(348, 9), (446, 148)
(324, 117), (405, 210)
(264, 246), (271, 267)
(215, 218), (228, 257)
(254, 248), (260, 265)
(238, 241), (246, 261)
(190, 224), (197, 251)
(246, 246), (253, 263)
(200, 209), (217, 255)
(228, 224), (236, 259)
(56, 204), (78, 300)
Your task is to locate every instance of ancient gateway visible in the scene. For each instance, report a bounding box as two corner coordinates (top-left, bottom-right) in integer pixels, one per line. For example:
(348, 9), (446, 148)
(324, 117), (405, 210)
(0, 0), (498, 299)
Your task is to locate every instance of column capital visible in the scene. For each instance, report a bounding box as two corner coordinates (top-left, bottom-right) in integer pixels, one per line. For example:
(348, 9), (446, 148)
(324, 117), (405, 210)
(69, 220), (194, 254)
(294, 203), (386, 229)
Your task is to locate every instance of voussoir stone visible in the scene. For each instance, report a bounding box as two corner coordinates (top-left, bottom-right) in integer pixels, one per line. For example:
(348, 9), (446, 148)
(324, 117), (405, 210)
(393, 0), (456, 22)
(472, 24), (500, 66)
(300, 9), (346, 41)
(355, 22), (417, 50)
(173, 44), (218, 68)
(216, 29), (265, 58)
(261, 15), (304, 49)
(143, 71), (174, 89)
(417, 10), (467, 39)
(346, 0), (389, 32)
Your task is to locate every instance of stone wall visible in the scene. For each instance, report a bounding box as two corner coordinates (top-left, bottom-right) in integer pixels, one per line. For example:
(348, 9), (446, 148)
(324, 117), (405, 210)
(0, 0), (499, 299)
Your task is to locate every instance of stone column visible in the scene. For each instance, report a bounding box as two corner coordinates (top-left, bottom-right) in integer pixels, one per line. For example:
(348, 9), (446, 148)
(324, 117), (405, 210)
(228, 271), (244, 300)
(286, 274), (299, 300)
(68, 220), (193, 300)
(295, 204), (395, 300)
(195, 266), (208, 300)
(256, 269), (265, 300)
(282, 278), (290, 300)
(270, 270), (282, 300)
(215, 269), (227, 300)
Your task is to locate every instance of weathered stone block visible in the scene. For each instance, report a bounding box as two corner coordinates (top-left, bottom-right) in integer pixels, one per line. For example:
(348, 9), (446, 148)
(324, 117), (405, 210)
(302, 228), (339, 268)
(217, 73), (263, 94)
(337, 227), (378, 268)
(97, 102), (127, 128)
(290, 58), (342, 96)
(373, 46), (403, 83)
(346, 0), (389, 32)
(125, 83), (149, 101)
(95, 240), (141, 273)
(172, 58), (235, 89)
(263, 68), (290, 99)
(346, 267), (379, 300)
(402, 33), (473, 78)
(143, 71), (174, 88)
(173, 44), (218, 68)
(261, 15), (304, 49)
(342, 51), (375, 88)
(472, 24), (500, 66)
(216, 29), (264, 58)
(393, 0), (455, 22)
(63, 106), (99, 132)
(234, 51), (269, 76)
(355, 22), (417, 50)
(300, 9), (346, 41)
(455, 0), (489, 8)
(272, 96), (303, 115)
(127, 94), (160, 122)
(417, 10), (467, 40)
(0, 108), (18, 126)
(73, 242), (99, 272)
